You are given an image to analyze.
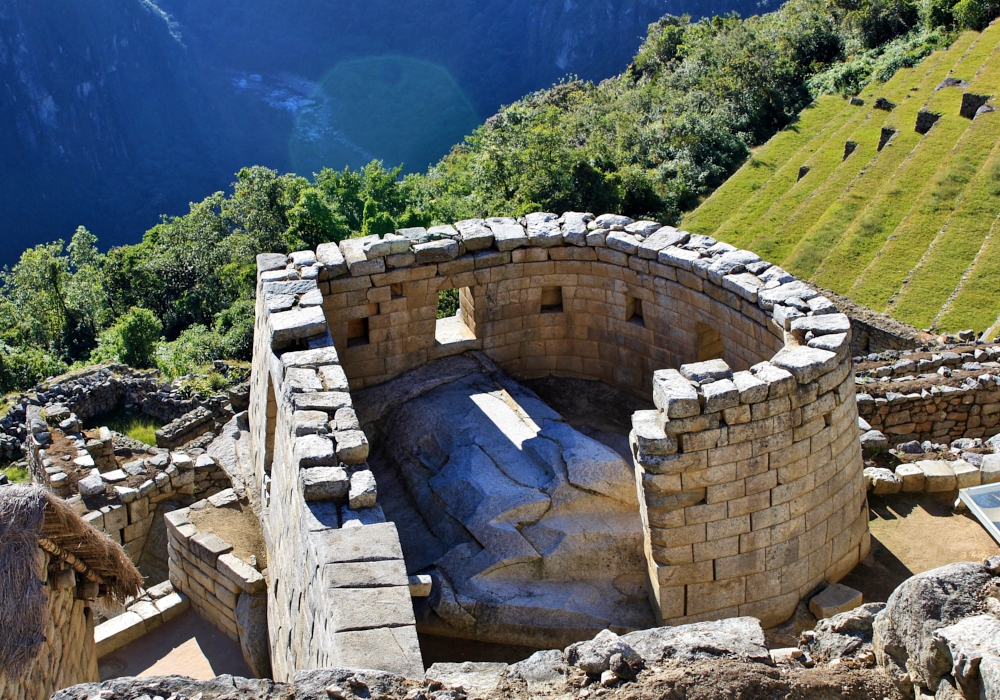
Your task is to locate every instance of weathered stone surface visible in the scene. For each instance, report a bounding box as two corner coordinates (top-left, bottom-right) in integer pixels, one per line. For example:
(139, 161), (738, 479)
(918, 460), (957, 492)
(680, 359), (733, 384)
(771, 346), (838, 384)
(508, 649), (569, 686)
(235, 592), (271, 678)
(425, 662), (508, 696)
(487, 218), (527, 251)
(357, 359), (650, 644)
(861, 430), (889, 454)
(873, 561), (994, 694)
(865, 467), (901, 495)
(933, 614), (1000, 699)
(348, 469), (378, 509)
(269, 306), (327, 346)
(895, 463), (926, 492)
(566, 629), (642, 674)
(800, 602), (885, 663)
(52, 675), (290, 700)
(621, 617), (770, 665)
(300, 466), (349, 501)
(652, 369), (700, 418)
(982, 454), (1000, 485)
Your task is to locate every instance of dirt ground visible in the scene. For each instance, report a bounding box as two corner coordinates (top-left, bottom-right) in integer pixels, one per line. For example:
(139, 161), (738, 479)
(841, 491), (1000, 603)
(98, 608), (251, 681)
(190, 499), (268, 568)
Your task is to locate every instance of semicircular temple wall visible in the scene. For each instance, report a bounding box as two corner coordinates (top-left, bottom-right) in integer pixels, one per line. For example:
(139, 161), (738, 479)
(250, 214), (870, 676)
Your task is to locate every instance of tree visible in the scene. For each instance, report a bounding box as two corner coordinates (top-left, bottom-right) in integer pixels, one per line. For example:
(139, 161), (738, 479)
(93, 307), (163, 369)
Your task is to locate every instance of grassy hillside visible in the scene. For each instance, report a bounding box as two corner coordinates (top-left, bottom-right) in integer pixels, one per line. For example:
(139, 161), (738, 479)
(683, 24), (1000, 335)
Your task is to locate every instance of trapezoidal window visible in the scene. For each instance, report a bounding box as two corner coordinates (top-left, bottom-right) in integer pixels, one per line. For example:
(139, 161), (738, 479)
(540, 286), (563, 313)
(626, 296), (645, 327)
(435, 287), (476, 345)
(347, 317), (370, 348)
(696, 321), (724, 361)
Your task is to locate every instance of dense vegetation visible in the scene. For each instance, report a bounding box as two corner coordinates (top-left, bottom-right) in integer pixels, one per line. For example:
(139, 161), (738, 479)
(2, 0), (997, 392)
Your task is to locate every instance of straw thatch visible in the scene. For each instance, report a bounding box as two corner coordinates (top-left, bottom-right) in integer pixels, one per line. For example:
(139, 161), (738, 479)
(0, 485), (142, 676)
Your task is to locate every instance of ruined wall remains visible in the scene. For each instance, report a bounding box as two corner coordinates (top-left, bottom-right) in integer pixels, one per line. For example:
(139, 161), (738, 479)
(854, 344), (1000, 445)
(0, 553), (99, 700)
(249, 211), (868, 653)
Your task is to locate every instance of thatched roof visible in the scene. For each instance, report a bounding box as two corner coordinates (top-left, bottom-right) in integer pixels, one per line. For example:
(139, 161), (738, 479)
(0, 485), (143, 676)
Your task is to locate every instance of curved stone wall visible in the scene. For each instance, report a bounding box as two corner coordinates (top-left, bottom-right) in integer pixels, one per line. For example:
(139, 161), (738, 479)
(249, 211), (869, 676)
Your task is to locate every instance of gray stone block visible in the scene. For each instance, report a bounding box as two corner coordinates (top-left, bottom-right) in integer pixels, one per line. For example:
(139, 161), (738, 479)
(770, 345), (838, 384)
(301, 466), (349, 501)
(652, 369), (700, 418)
(349, 469), (378, 509)
(330, 586), (415, 632)
(324, 560), (408, 589)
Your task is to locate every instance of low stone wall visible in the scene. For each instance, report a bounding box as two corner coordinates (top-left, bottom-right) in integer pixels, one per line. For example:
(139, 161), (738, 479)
(155, 405), (222, 449)
(94, 581), (190, 657)
(25, 419), (231, 561)
(0, 552), (100, 700)
(166, 491), (270, 677)
(855, 345), (1000, 446)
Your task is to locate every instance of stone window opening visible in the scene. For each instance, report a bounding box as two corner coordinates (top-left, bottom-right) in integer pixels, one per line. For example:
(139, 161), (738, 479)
(390, 283), (405, 299)
(626, 296), (645, 328)
(540, 286), (563, 314)
(347, 317), (370, 348)
(435, 287), (476, 345)
(696, 321), (724, 362)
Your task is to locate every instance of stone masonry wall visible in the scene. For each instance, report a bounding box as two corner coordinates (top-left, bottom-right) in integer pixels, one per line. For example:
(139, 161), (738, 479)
(249, 261), (423, 683)
(855, 344), (1000, 445)
(0, 552), (99, 700)
(165, 493), (269, 676)
(250, 211), (868, 640)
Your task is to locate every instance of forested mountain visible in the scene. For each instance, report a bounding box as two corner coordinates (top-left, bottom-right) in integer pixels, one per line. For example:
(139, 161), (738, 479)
(0, 0), (774, 265)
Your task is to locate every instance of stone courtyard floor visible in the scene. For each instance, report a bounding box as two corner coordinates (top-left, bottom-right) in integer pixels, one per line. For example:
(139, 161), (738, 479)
(98, 609), (251, 681)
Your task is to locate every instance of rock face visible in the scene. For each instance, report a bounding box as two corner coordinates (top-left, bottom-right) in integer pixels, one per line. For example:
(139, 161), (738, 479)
(621, 616), (771, 665)
(357, 355), (651, 647)
(800, 602), (884, 663)
(873, 561), (995, 696)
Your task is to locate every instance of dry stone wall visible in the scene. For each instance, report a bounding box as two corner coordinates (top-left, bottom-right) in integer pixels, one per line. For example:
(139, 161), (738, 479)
(250, 211), (868, 646)
(165, 492), (270, 676)
(0, 552), (99, 700)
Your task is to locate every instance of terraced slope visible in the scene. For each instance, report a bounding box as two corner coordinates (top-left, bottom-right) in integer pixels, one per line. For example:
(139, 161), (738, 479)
(682, 25), (1000, 335)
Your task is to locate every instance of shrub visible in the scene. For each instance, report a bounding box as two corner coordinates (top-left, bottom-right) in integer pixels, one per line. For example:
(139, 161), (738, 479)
(952, 0), (1000, 29)
(155, 324), (226, 378)
(0, 344), (67, 393)
(93, 307), (163, 369)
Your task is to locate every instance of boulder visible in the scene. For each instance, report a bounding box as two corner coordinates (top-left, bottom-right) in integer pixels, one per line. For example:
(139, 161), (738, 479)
(933, 614), (1000, 699)
(873, 561), (995, 695)
(861, 430), (889, 454)
(621, 617), (770, 666)
(235, 592), (271, 678)
(566, 629), (642, 675)
(800, 602), (885, 663)
(507, 650), (568, 686)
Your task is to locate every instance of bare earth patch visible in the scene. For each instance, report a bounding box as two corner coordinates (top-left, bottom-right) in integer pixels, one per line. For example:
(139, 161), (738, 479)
(190, 499), (268, 569)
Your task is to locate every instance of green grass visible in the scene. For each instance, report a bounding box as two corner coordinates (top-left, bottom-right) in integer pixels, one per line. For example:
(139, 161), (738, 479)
(810, 32), (1000, 293)
(751, 45), (958, 267)
(848, 51), (1000, 312)
(893, 145), (1000, 328)
(86, 407), (163, 446)
(934, 213), (1000, 332)
(682, 95), (853, 236)
(689, 37), (968, 250)
(2, 464), (30, 483)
